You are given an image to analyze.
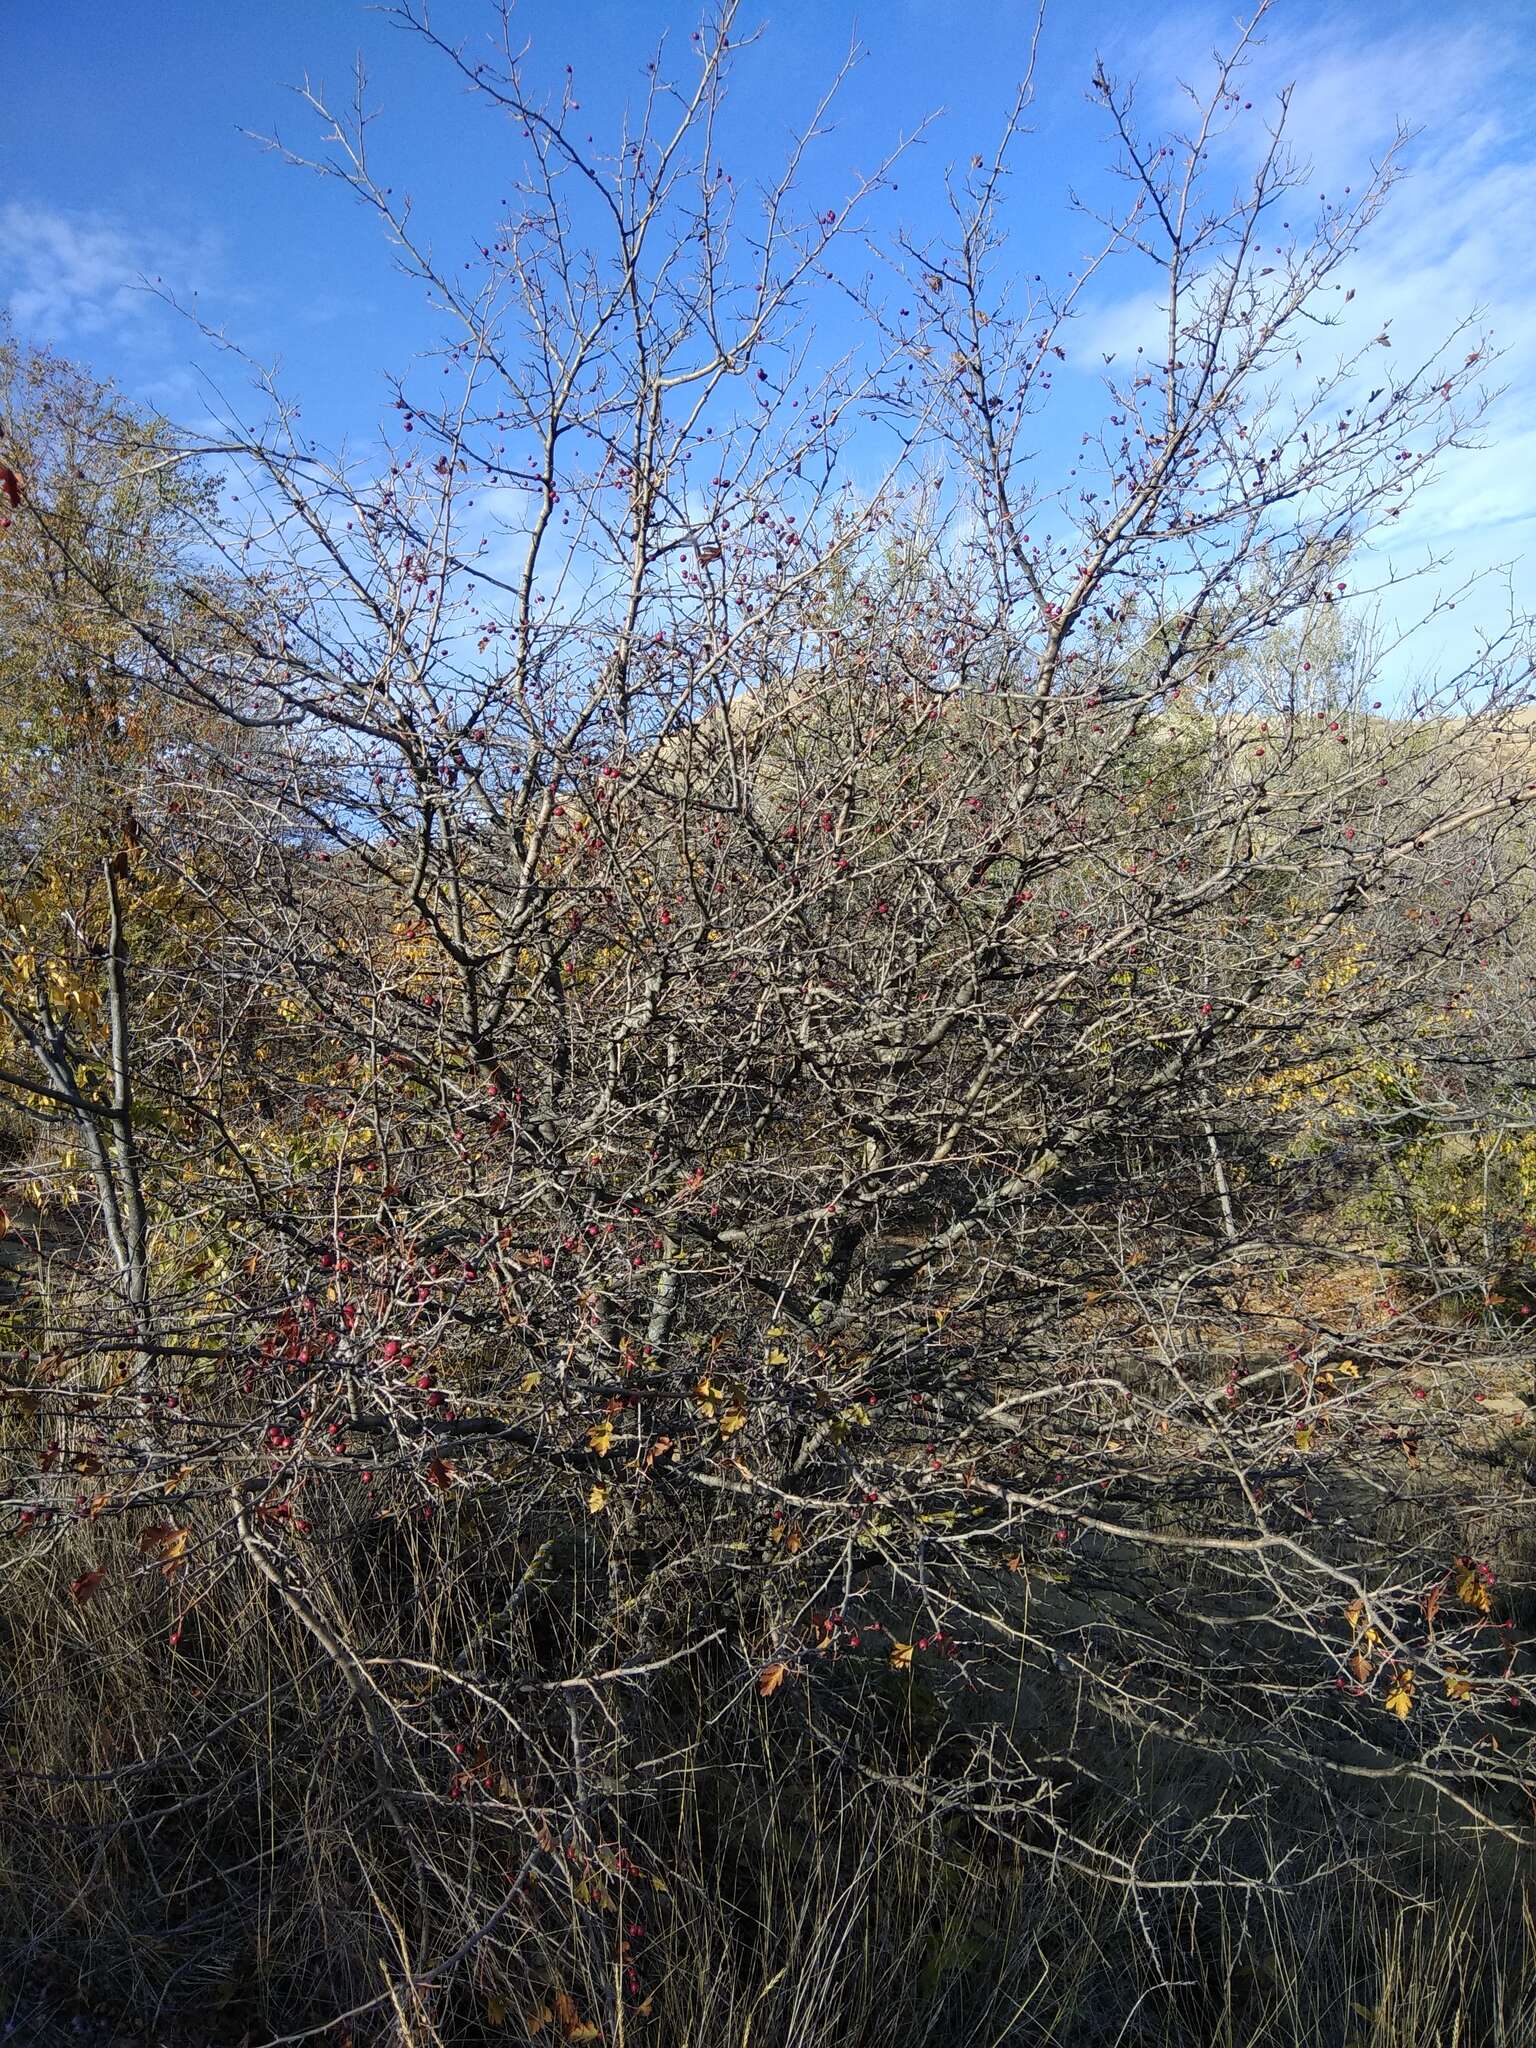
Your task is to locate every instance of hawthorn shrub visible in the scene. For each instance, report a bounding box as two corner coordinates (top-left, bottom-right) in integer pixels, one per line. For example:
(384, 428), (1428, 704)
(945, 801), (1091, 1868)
(3, 5), (1536, 2039)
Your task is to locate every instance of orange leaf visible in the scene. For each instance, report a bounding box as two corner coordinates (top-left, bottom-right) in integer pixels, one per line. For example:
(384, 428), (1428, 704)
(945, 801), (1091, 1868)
(551, 1991), (598, 2042)
(138, 1524), (189, 1575)
(757, 1661), (789, 1698)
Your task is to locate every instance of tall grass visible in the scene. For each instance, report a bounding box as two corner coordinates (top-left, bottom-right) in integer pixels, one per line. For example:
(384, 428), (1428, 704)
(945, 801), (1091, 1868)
(1, 1470), (1532, 2046)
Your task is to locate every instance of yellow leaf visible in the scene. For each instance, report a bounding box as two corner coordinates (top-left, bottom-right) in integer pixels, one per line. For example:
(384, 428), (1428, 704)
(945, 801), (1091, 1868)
(1384, 1670), (1414, 1718)
(586, 1419), (615, 1457)
(1454, 1566), (1492, 1614)
(719, 1406), (748, 1436)
(888, 1639), (915, 1670)
(520, 1370), (542, 1393)
(1444, 1669), (1473, 1701)
(586, 1484), (608, 1515)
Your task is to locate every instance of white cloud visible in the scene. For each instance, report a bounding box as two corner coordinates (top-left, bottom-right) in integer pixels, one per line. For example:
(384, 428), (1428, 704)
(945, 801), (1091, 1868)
(1070, 6), (1536, 679)
(0, 199), (221, 345)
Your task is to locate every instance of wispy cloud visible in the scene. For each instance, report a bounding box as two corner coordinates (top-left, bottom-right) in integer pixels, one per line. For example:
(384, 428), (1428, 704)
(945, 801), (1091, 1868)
(0, 199), (222, 347)
(1061, 6), (1536, 678)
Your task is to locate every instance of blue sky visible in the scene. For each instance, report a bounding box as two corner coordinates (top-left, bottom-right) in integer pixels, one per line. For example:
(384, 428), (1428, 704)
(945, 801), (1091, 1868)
(4, 0), (1533, 672)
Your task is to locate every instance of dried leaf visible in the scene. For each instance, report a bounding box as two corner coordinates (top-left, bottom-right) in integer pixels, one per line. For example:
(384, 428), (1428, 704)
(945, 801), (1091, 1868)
(551, 1991), (599, 2042)
(757, 1661), (789, 1698)
(68, 1568), (108, 1606)
(1344, 1598), (1365, 1633)
(1444, 1669), (1473, 1702)
(1349, 1651), (1372, 1684)
(138, 1524), (190, 1576)
(425, 1457), (455, 1489)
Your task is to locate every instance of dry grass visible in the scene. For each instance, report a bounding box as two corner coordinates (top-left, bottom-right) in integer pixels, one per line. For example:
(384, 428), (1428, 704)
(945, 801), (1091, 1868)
(1, 1472), (1534, 2048)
